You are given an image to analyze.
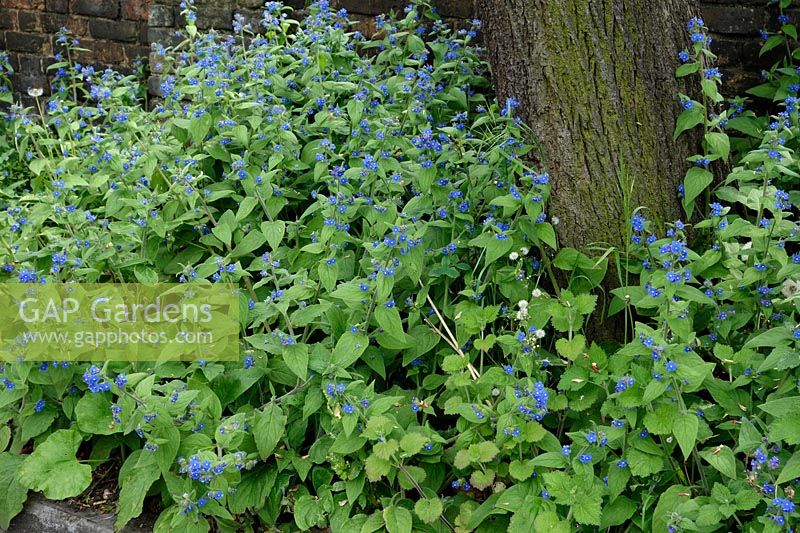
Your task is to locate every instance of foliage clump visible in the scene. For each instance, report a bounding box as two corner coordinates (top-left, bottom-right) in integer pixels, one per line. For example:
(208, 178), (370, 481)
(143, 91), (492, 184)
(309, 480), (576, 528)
(1, 1), (800, 532)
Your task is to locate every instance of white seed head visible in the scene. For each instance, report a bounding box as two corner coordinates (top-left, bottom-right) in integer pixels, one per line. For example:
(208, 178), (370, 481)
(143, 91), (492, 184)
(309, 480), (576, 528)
(551, 216), (560, 225)
(520, 247), (529, 256)
(535, 329), (546, 339)
(517, 299), (528, 309)
(782, 279), (800, 298)
(509, 251), (519, 261)
(532, 288), (543, 298)
(27, 87), (43, 97)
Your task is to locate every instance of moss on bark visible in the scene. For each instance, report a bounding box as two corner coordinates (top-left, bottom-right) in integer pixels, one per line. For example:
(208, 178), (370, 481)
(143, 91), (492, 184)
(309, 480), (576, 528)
(476, 0), (697, 250)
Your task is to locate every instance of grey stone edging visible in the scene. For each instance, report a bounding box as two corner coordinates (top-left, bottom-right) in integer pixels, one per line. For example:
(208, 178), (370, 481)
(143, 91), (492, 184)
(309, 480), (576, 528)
(4, 494), (152, 533)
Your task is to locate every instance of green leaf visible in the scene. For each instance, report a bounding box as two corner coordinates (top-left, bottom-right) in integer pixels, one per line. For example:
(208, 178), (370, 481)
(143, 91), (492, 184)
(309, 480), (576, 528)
(699, 445), (737, 479)
(759, 346), (800, 372)
(414, 498), (443, 524)
(769, 413), (800, 445)
(652, 485), (692, 532)
(644, 404), (678, 435)
(642, 379), (668, 404)
(673, 107), (704, 139)
(508, 459), (535, 481)
(236, 197), (259, 221)
(473, 441), (500, 462)
(331, 332), (368, 368)
(360, 511), (385, 533)
(227, 467), (276, 515)
(508, 498), (539, 533)
(75, 392), (117, 435)
(294, 494), (325, 530)
(627, 447), (664, 477)
(21, 409), (57, 442)
(318, 261), (338, 292)
(399, 433), (428, 456)
(29, 158), (48, 176)
(282, 342), (308, 379)
(535, 223), (557, 249)
(0, 452), (27, 529)
(777, 450), (800, 484)
(231, 230), (267, 258)
(683, 167), (713, 207)
(0, 425), (9, 453)
(600, 495), (637, 528)
(116, 453), (162, 531)
(532, 511), (570, 533)
(737, 419), (762, 452)
(676, 62), (700, 77)
(701, 79), (723, 103)
(190, 113), (212, 145)
(212, 210), (236, 247)
(151, 423), (180, 476)
(760, 35), (785, 57)
(261, 220), (286, 250)
(17, 429), (91, 500)
(726, 116), (761, 137)
(555, 335), (585, 360)
(705, 132), (730, 160)
(745, 327), (793, 349)
(759, 396), (800, 418)
(254, 404), (286, 459)
(453, 449), (471, 470)
(383, 506), (413, 533)
(365, 454), (391, 481)
(375, 305), (404, 341)
(673, 413), (699, 460)
(469, 232), (513, 266)
(470, 469), (495, 490)
(572, 484), (603, 526)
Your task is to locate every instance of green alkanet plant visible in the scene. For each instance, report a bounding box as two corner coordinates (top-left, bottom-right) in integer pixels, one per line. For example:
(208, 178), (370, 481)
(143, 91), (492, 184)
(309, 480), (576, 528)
(1, 1), (800, 532)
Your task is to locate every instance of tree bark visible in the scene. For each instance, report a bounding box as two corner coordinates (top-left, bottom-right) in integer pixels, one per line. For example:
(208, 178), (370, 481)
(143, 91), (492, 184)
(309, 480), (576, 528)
(475, 0), (697, 251)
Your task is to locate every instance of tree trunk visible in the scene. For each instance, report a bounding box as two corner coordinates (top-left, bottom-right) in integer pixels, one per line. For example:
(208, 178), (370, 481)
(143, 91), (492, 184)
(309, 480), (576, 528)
(475, 0), (697, 251)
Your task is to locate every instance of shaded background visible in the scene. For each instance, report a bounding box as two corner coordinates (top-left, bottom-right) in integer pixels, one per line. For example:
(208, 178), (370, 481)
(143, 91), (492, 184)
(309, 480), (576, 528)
(0, 0), (787, 101)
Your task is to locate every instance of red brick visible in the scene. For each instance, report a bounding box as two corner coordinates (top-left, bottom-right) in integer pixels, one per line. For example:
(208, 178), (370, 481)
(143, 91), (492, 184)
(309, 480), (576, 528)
(4, 30), (47, 52)
(0, 9), (18, 30)
(40, 11), (66, 33)
(17, 9), (39, 31)
(66, 15), (89, 36)
(701, 5), (768, 35)
(121, 0), (150, 21)
(73, 38), (126, 64)
(12, 52), (41, 73)
(45, 0), (68, 13)
(0, 0), (44, 10)
(74, 0), (119, 19)
(89, 18), (138, 41)
(123, 43), (148, 62)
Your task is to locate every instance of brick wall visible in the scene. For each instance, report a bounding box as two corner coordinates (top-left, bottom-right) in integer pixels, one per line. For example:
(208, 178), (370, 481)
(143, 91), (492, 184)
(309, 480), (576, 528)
(0, 0), (151, 97)
(0, 0), (790, 100)
(702, 0), (783, 94)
